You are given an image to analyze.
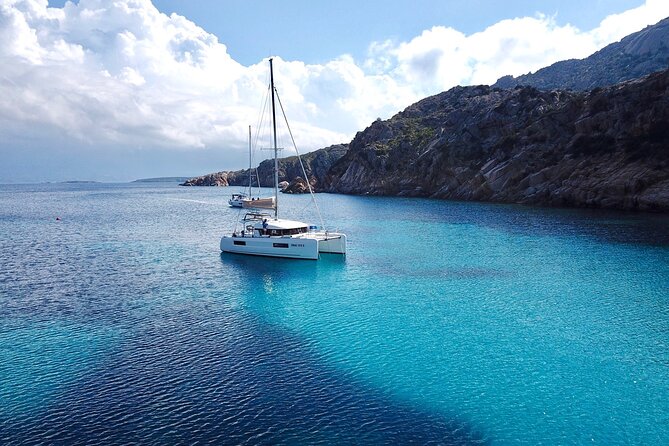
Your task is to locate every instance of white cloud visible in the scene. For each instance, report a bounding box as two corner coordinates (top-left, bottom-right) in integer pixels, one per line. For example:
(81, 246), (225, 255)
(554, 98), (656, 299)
(0, 0), (667, 180)
(354, 0), (669, 111)
(592, 0), (669, 45)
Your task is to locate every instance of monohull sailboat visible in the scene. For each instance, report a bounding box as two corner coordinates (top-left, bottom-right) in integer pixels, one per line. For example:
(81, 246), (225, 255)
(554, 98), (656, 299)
(220, 58), (346, 260)
(228, 126), (276, 209)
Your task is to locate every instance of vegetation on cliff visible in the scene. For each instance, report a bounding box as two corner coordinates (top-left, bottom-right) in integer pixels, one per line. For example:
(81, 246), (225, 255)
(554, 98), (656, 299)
(323, 69), (669, 211)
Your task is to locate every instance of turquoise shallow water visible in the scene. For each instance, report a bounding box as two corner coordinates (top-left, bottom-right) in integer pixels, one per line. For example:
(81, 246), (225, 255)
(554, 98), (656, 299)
(0, 182), (668, 444)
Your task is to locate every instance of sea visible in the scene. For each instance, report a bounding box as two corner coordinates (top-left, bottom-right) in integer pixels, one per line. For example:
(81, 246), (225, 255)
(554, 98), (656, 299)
(1, 182), (668, 445)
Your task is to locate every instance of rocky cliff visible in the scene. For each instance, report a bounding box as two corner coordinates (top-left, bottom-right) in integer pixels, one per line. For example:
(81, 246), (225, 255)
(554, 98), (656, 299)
(181, 144), (348, 190)
(494, 17), (669, 91)
(323, 69), (669, 211)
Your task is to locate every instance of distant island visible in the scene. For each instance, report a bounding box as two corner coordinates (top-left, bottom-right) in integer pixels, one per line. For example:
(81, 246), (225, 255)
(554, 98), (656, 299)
(60, 180), (100, 184)
(181, 18), (669, 212)
(133, 177), (190, 183)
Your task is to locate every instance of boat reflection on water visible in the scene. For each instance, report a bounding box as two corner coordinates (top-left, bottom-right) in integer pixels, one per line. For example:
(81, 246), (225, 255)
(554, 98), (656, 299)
(220, 249), (346, 275)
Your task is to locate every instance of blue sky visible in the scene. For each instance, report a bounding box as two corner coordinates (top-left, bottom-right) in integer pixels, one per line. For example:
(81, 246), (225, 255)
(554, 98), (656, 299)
(161, 0), (644, 64)
(48, 0), (645, 65)
(1, 0), (668, 182)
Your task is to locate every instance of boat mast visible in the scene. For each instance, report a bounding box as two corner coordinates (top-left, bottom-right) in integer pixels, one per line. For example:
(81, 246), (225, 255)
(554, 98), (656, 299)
(269, 58), (279, 220)
(248, 124), (252, 197)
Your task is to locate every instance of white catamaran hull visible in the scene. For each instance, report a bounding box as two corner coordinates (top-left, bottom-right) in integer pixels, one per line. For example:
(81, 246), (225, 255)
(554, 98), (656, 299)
(220, 233), (346, 260)
(316, 233), (347, 254)
(220, 236), (320, 259)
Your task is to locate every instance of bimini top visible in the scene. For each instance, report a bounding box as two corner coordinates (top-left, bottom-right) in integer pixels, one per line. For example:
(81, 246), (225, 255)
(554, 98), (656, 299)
(242, 212), (309, 232)
(254, 218), (309, 231)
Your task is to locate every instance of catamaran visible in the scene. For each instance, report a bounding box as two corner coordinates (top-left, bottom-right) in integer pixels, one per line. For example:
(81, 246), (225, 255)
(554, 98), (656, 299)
(220, 58), (346, 260)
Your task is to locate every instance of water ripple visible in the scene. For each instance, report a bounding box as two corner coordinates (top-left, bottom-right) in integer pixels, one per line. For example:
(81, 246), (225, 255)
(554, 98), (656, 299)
(1, 183), (668, 444)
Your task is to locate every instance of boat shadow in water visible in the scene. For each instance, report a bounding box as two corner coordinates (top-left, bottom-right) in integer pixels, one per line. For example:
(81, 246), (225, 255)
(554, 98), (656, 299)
(221, 250), (346, 272)
(0, 299), (490, 445)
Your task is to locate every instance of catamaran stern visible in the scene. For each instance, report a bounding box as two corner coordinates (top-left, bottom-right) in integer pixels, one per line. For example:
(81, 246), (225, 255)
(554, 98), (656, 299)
(317, 233), (347, 255)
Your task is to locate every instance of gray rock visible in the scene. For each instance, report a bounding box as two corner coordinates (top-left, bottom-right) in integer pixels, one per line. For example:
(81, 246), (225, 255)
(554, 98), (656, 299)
(180, 144), (348, 190)
(493, 17), (669, 91)
(322, 68), (669, 212)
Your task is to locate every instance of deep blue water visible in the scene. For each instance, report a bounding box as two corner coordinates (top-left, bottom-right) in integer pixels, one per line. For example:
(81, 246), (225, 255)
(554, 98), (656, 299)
(1, 182), (668, 445)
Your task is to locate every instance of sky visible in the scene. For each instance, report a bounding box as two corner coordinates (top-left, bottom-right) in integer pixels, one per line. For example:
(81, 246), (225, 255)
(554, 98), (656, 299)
(1, 0), (668, 182)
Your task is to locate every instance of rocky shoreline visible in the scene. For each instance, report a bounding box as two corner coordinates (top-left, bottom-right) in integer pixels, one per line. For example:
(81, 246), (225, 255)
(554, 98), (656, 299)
(322, 69), (669, 212)
(181, 144), (348, 192)
(182, 70), (669, 212)
(182, 27), (669, 213)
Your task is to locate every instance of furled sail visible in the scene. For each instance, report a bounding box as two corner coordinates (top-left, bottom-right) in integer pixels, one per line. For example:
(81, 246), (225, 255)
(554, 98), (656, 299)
(242, 197), (276, 210)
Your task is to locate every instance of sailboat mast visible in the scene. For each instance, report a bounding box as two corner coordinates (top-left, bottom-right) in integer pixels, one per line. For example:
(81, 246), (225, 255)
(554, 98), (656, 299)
(248, 125), (252, 196)
(269, 58), (279, 220)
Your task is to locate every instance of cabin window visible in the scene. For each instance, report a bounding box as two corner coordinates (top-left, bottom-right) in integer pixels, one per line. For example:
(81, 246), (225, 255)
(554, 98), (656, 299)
(233, 240), (246, 246)
(265, 227), (309, 236)
(273, 243), (289, 248)
(280, 227), (308, 235)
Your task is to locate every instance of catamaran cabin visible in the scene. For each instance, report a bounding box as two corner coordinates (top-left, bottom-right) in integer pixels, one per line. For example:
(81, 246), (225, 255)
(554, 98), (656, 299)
(234, 213), (310, 237)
